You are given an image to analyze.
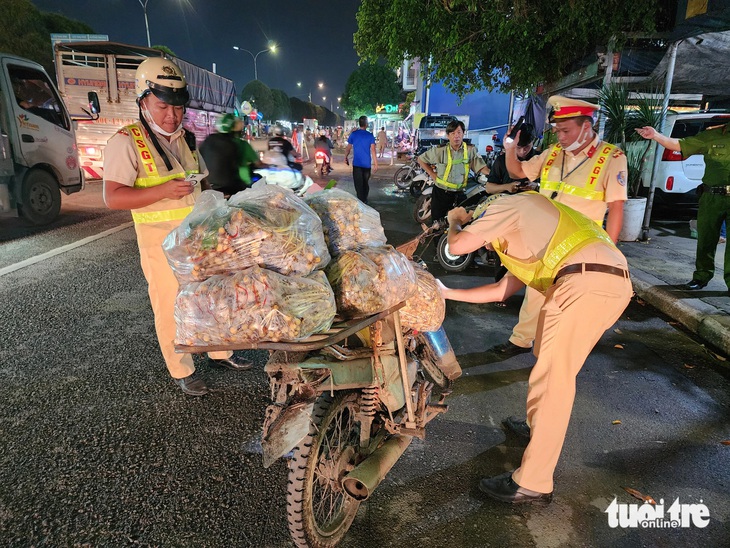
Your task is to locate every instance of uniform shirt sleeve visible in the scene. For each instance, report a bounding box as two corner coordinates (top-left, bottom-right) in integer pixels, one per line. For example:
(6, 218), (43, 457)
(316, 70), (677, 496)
(680, 129), (713, 158)
(521, 148), (551, 181)
(468, 146), (487, 172)
(462, 201), (519, 245)
(419, 146), (440, 164)
(603, 149), (629, 203)
(103, 131), (138, 187)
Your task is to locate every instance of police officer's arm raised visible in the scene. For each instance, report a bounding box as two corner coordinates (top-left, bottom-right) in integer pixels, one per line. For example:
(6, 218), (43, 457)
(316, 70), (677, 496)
(635, 126), (682, 152)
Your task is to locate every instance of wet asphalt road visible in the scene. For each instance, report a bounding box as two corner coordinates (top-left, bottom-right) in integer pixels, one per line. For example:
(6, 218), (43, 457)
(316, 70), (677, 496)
(1, 160), (729, 547)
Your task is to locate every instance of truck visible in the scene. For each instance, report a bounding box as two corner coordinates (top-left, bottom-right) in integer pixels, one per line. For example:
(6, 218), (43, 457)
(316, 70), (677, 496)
(53, 41), (238, 181)
(413, 113), (471, 149)
(0, 53), (99, 225)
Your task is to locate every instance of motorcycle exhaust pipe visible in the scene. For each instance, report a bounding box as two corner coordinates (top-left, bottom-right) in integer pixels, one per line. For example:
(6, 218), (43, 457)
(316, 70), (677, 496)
(342, 435), (412, 501)
(421, 327), (462, 380)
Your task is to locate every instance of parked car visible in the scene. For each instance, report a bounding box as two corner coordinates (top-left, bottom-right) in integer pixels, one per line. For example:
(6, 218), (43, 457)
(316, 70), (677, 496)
(641, 111), (730, 207)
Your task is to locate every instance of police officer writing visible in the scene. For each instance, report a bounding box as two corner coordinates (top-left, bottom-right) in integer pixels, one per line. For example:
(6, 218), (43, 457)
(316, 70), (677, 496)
(439, 192), (632, 504)
(636, 123), (730, 292)
(493, 96), (628, 362)
(103, 58), (251, 397)
(417, 120), (490, 222)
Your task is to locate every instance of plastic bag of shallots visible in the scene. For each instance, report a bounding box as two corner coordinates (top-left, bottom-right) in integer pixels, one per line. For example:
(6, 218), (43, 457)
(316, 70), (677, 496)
(399, 265), (445, 332)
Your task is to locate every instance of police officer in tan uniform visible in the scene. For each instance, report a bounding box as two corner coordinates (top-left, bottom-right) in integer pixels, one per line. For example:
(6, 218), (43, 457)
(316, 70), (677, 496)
(492, 97), (628, 364)
(417, 120), (490, 222)
(440, 192), (632, 503)
(103, 57), (251, 396)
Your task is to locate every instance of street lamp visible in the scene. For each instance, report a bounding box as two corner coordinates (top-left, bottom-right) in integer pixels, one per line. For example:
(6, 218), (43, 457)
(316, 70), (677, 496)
(137, 0), (151, 47)
(233, 43), (277, 81)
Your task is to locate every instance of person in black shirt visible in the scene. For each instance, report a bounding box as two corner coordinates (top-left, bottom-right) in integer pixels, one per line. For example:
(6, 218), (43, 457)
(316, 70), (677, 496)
(485, 123), (538, 195)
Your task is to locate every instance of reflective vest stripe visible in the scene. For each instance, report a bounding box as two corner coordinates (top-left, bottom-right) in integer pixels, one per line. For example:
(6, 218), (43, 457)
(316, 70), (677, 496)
(436, 143), (470, 190)
(540, 142), (616, 205)
(132, 206), (194, 224)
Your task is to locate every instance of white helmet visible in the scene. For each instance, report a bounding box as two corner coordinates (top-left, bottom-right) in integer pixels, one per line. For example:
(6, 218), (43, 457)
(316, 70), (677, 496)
(135, 57), (189, 106)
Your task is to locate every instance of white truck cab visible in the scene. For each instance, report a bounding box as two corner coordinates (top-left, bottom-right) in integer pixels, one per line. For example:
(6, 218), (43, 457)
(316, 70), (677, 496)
(0, 53), (98, 225)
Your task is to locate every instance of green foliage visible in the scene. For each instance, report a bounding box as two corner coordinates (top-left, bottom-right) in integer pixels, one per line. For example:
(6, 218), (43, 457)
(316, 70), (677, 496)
(355, 0), (661, 97)
(289, 97), (316, 122)
(0, 0), (94, 75)
(270, 89), (291, 121)
(242, 80), (274, 121)
(340, 62), (403, 118)
(152, 45), (176, 57)
(599, 82), (666, 196)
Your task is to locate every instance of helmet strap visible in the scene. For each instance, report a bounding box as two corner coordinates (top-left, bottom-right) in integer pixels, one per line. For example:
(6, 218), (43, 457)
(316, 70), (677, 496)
(138, 104), (174, 171)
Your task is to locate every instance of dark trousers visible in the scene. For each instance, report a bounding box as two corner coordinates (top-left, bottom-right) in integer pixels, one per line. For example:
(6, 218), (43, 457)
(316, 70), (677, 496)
(353, 166), (372, 203)
(694, 191), (730, 287)
(431, 186), (465, 222)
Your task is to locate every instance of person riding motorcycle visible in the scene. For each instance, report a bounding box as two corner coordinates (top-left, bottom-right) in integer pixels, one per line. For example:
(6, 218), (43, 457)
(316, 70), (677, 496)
(256, 151), (314, 195)
(314, 130), (334, 174)
(268, 125), (301, 170)
(199, 113), (261, 196)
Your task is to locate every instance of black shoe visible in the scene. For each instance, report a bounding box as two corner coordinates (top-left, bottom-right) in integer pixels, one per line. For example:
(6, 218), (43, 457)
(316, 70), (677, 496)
(174, 372), (209, 396)
(478, 472), (552, 504)
(209, 355), (252, 371)
(489, 341), (532, 359)
(503, 416), (531, 440)
(684, 279), (708, 290)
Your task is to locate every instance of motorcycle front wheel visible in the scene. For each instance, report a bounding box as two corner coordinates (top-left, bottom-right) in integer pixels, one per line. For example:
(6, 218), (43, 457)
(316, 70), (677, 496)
(410, 179), (426, 197)
(436, 233), (474, 272)
(413, 194), (432, 225)
(287, 392), (362, 548)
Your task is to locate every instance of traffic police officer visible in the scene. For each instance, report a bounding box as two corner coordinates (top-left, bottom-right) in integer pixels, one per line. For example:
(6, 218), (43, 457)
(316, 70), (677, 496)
(494, 96), (628, 361)
(417, 119), (490, 222)
(637, 121), (730, 291)
(440, 192), (632, 503)
(103, 57), (251, 396)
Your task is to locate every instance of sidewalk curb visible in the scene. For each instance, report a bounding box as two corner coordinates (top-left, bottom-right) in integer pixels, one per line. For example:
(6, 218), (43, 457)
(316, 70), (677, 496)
(630, 267), (730, 356)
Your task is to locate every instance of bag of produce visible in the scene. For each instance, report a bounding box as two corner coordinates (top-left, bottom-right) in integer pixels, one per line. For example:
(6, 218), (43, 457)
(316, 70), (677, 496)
(163, 188), (330, 283)
(400, 265), (445, 332)
(175, 267), (336, 345)
(326, 245), (417, 318)
(304, 189), (387, 255)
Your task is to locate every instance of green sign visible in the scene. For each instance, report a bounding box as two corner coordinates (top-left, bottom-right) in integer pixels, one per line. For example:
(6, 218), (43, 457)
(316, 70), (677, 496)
(375, 104), (399, 114)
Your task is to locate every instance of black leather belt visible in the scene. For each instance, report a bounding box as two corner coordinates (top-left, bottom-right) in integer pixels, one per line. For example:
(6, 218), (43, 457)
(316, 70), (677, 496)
(554, 263), (630, 283)
(706, 185), (730, 195)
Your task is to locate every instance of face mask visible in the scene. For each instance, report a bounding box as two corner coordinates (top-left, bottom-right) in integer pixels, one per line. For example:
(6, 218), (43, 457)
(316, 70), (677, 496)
(141, 104), (183, 137)
(563, 123), (590, 152)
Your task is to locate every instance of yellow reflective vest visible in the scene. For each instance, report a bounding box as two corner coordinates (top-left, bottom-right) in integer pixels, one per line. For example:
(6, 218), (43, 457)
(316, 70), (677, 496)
(435, 143), (471, 191)
(124, 123), (200, 224)
(492, 193), (616, 292)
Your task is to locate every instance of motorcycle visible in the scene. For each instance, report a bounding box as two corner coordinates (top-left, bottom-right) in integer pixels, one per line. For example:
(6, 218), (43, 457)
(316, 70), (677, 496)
(393, 148), (427, 192)
(314, 150), (333, 178)
(177, 301), (460, 547)
(253, 164), (315, 196)
(412, 173), (488, 226)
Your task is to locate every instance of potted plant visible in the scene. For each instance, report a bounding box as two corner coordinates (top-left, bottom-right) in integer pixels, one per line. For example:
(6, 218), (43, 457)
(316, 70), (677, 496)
(598, 82), (665, 240)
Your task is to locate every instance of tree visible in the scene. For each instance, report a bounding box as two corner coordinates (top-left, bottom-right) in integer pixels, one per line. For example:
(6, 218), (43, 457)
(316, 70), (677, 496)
(241, 80), (274, 121)
(152, 45), (177, 57)
(0, 0), (94, 74)
(270, 89), (291, 121)
(355, 0), (668, 97)
(340, 62), (403, 118)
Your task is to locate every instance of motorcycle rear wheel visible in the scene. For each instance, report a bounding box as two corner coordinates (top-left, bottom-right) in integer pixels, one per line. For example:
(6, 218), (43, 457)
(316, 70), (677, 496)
(436, 233), (474, 272)
(287, 392), (362, 548)
(413, 194), (432, 225)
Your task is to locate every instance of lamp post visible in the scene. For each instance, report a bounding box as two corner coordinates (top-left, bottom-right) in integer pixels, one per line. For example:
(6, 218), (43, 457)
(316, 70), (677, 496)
(137, 0), (151, 47)
(233, 43), (277, 81)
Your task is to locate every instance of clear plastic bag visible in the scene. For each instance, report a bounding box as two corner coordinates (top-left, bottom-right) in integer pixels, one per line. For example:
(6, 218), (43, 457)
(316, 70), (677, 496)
(326, 245), (417, 318)
(163, 187), (330, 283)
(304, 189), (387, 255)
(175, 267), (336, 345)
(400, 265), (445, 332)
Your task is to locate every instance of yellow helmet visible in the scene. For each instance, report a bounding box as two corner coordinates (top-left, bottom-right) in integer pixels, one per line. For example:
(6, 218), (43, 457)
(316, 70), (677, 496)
(135, 57), (189, 106)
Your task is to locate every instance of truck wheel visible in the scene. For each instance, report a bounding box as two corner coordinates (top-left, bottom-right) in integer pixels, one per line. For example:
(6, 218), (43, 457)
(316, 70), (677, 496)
(19, 169), (61, 225)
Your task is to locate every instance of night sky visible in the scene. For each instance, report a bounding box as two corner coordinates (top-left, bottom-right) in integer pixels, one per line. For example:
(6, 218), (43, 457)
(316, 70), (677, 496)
(32, 0), (362, 111)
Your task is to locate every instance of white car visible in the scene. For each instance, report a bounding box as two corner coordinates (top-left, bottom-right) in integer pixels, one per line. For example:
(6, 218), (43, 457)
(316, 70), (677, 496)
(641, 111), (730, 206)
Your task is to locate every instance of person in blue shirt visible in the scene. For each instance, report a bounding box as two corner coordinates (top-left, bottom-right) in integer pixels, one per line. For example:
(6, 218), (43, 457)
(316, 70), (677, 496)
(344, 116), (378, 203)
